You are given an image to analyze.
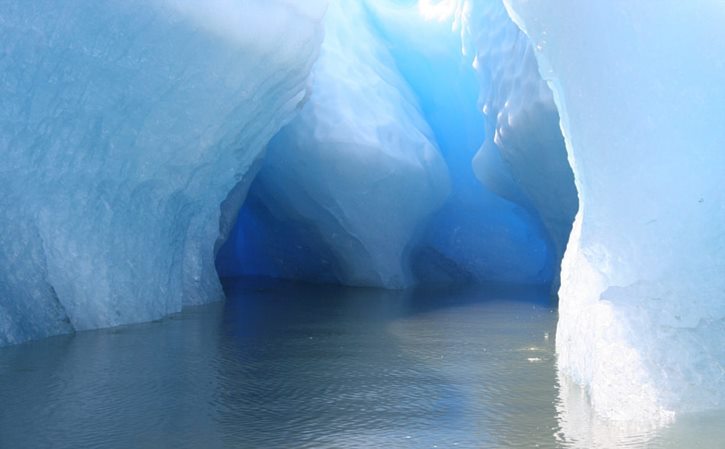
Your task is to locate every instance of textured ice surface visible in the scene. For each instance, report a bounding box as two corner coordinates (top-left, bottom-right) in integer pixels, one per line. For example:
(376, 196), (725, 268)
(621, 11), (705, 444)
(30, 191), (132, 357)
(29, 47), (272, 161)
(461, 0), (577, 285)
(505, 0), (725, 420)
(373, 0), (575, 287)
(220, 0), (561, 287)
(217, 0), (450, 288)
(0, 0), (326, 345)
(219, 0), (558, 287)
(361, 0), (564, 286)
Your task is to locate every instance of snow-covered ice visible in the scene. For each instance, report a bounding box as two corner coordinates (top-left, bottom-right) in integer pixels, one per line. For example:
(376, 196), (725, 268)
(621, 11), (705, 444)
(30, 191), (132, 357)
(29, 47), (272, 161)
(218, 0), (563, 287)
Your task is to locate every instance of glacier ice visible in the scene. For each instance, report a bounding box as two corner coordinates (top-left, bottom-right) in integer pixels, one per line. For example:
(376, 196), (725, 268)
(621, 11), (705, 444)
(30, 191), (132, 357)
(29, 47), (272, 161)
(217, 0), (564, 287)
(216, 0), (560, 288)
(3, 0), (719, 431)
(364, 0), (566, 286)
(503, 0), (725, 420)
(0, 0), (326, 345)
(461, 0), (577, 288)
(217, 0), (450, 288)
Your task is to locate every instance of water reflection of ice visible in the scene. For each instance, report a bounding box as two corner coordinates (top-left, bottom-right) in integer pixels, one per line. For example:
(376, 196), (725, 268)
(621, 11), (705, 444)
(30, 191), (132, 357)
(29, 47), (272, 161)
(554, 371), (725, 448)
(554, 371), (662, 448)
(0, 280), (721, 449)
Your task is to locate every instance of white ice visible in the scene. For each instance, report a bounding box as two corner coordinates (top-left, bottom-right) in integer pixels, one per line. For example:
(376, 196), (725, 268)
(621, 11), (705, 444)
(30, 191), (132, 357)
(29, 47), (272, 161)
(504, 0), (725, 420)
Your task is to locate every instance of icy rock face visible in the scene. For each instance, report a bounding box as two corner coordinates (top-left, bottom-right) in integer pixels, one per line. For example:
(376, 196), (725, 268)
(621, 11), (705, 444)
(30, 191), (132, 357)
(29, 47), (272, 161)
(218, 0), (450, 288)
(0, 0), (326, 345)
(460, 0), (577, 284)
(505, 0), (725, 420)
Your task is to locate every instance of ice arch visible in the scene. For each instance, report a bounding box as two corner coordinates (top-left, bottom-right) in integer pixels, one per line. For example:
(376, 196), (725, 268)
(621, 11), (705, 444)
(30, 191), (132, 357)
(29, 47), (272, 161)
(218, 0), (574, 288)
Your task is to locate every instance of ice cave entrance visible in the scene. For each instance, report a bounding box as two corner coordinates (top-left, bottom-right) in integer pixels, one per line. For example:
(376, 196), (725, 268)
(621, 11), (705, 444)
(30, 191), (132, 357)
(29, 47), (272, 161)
(2, 0), (724, 444)
(215, 0), (578, 295)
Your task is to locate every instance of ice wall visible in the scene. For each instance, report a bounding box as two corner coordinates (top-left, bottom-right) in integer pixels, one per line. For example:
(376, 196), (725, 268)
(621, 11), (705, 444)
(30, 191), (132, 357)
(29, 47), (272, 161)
(217, 0), (450, 288)
(461, 0), (577, 286)
(504, 0), (725, 420)
(0, 0), (326, 345)
(362, 0), (569, 286)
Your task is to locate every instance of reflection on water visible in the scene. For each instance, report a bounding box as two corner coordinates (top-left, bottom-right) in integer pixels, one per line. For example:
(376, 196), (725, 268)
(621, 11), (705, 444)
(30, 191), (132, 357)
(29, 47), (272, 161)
(555, 371), (725, 449)
(0, 278), (722, 448)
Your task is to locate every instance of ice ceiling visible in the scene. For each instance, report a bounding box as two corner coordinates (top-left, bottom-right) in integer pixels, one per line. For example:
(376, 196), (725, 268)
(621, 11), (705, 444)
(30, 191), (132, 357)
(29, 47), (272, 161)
(0, 0), (722, 423)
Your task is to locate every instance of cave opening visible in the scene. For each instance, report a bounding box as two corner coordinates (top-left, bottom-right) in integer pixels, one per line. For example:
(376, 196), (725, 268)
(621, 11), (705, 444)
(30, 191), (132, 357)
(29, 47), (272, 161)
(3, 0), (724, 446)
(214, 0), (578, 297)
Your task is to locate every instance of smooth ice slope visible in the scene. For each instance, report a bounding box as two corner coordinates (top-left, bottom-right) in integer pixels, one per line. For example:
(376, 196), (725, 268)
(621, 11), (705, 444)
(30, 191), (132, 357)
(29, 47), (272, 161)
(505, 0), (725, 420)
(0, 0), (326, 345)
(218, 0), (450, 288)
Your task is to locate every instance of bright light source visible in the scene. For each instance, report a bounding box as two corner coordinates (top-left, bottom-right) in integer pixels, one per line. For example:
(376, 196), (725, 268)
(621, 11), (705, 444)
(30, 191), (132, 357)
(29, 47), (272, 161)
(417, 0), (460, 22)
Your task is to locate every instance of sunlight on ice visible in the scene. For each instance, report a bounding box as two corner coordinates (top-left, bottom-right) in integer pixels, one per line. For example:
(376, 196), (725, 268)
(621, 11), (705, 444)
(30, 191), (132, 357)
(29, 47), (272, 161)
(418, 0), (461, 22)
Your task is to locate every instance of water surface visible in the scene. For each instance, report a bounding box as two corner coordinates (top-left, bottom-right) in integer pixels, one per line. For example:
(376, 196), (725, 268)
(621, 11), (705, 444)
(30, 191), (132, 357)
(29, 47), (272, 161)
(0, 279), (722, 448)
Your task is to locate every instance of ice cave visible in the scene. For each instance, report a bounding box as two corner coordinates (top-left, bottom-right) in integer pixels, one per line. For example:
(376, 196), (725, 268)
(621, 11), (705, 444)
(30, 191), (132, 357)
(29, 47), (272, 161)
(0, 0), (723, 447)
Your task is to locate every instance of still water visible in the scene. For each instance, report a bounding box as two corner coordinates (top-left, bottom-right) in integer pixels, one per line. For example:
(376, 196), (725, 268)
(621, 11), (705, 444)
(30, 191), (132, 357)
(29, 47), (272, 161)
(0, 279), (722, 449)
